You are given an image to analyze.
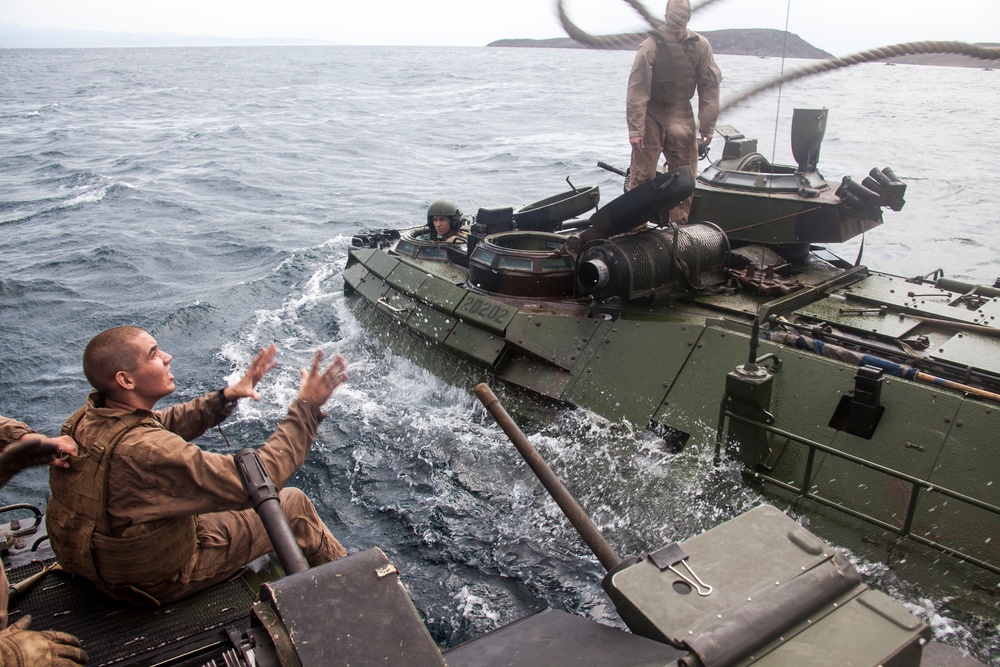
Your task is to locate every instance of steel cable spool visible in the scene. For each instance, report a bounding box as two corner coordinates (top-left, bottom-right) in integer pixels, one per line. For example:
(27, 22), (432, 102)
(577, 222), (729, 300)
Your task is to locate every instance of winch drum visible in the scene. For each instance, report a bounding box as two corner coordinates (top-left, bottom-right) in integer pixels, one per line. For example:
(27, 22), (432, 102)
(577, 223), (729, 301)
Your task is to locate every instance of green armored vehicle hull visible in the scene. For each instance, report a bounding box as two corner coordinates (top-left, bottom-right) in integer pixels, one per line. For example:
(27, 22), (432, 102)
(0, 435), (984, 666)
(344, 110), (999, 620)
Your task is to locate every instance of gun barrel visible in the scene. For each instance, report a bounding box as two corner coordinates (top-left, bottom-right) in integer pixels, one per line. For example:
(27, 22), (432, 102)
(597, 161), (627, 177)
(474, 383), (622, 572)
(235, 447), (310, 575)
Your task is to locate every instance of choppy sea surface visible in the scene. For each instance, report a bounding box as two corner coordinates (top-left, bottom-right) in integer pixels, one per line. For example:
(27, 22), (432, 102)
(1, 44), (998, 662)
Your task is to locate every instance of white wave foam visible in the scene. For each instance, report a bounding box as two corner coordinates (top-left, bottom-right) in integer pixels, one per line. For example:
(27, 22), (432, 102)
(453, 585), (502, 624)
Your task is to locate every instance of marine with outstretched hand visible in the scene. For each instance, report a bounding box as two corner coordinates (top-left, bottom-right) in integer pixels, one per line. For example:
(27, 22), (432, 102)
(46, 326), (349, 606)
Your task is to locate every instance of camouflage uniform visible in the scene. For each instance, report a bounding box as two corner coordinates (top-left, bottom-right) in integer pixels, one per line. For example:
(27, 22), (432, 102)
(0, 418), (33, 449)
(48, 391), (345, 605)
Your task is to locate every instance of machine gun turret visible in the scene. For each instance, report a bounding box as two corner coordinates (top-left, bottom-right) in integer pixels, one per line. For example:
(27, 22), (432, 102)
(567, 166), (695, 251)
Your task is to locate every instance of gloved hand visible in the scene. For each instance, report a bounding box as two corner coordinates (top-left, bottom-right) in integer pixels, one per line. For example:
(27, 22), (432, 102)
(0, 615), (88, 666)
(0, 436), (74, 487)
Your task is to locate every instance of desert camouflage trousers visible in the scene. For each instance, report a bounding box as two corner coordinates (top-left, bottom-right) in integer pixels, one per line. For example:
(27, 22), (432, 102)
(628, 105), (698, 224)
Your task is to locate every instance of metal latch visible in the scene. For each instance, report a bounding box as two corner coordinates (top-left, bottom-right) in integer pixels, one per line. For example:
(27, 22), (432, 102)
(649, 543), (712, 596)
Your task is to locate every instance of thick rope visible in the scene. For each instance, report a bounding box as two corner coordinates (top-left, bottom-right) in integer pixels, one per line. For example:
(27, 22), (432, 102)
(556, 0), (733, 50)
(556, 0), (647, 50)
(556, 2), (1000, 113)
(722, 40), (1000, 112)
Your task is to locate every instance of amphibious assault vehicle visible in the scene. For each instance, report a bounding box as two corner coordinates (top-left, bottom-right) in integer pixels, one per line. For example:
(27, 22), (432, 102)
(344, 109), (1000, 620)
(0, 406), (988, 666)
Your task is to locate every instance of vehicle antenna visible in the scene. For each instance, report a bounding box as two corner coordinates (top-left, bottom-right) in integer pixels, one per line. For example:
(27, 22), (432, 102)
(746, 317), (761, 371)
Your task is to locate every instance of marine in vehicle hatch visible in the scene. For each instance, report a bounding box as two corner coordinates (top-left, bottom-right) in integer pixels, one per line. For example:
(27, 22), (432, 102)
(427, 198), (469, 243)
(626, 0), (722, 223)
(0, 417), (86, 666)
(46, 326), (349, 606)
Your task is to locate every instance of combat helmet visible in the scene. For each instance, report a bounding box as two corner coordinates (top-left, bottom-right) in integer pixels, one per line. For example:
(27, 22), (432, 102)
(427, 199), (463, 233)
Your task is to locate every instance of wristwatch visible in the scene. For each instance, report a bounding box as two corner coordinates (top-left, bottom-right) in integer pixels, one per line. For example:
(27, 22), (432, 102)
(217, 388), (238, 410)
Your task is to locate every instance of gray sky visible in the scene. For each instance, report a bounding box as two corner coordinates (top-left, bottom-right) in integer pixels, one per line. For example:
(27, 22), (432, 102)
(1, 0), (997, 55)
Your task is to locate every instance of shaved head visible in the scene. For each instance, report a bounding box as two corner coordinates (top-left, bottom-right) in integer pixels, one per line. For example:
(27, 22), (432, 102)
(83, 326), (145, 395)
(666, 0), (690, 30)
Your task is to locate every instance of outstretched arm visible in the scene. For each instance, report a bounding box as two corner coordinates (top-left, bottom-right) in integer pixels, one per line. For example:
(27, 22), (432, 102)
(108, 350), (352, 521)
(249, 350), (349, 489)
(223, 342), (279, 402)
(156, 342), (280, 439)
(296, 350), (349, 409)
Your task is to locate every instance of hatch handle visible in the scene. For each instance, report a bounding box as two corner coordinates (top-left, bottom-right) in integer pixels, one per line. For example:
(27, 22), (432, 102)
(376, 297), (410, 315)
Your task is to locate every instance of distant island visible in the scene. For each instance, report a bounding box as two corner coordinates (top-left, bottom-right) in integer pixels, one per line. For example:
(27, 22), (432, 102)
(490, 29), (832, 60)
(489, 29), (999, 68)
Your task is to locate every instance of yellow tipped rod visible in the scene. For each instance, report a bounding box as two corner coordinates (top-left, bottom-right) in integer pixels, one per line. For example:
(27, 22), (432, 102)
(912, 371), (1000, 404)
(474, 383), (622, 572)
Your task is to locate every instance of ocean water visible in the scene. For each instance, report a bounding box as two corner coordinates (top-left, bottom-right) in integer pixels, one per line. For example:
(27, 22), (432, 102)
(1, 44), (998, 662)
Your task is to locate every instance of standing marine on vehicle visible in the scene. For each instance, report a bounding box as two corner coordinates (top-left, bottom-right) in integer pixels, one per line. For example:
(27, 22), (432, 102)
(626, 0), (722, 223)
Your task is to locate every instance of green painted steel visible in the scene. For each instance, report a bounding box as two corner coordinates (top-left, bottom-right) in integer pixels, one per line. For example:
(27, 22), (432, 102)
(936, 331), (1000, 375)
(386, 260), (431, 294)
(353, 268), (391, 305)
(918, 402), (1000, 567)
(365, 249), (401, 279)
(349, 247), (376, 265)
(496, 351), (573, 399)
(342, 261), (369, 292)
(505, 312), (606, 372)
(408, 302), (458, 344)
(415, 274), (468, 314)
(377, 287), (419, 325)
(454, 292), (518, 336)
(604, 505), (928, 664)
(443, 320), (507, 366)
(341, 118), (1000, 621)
(651, 325), (748, 441)
(565, 318), (696, 426)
